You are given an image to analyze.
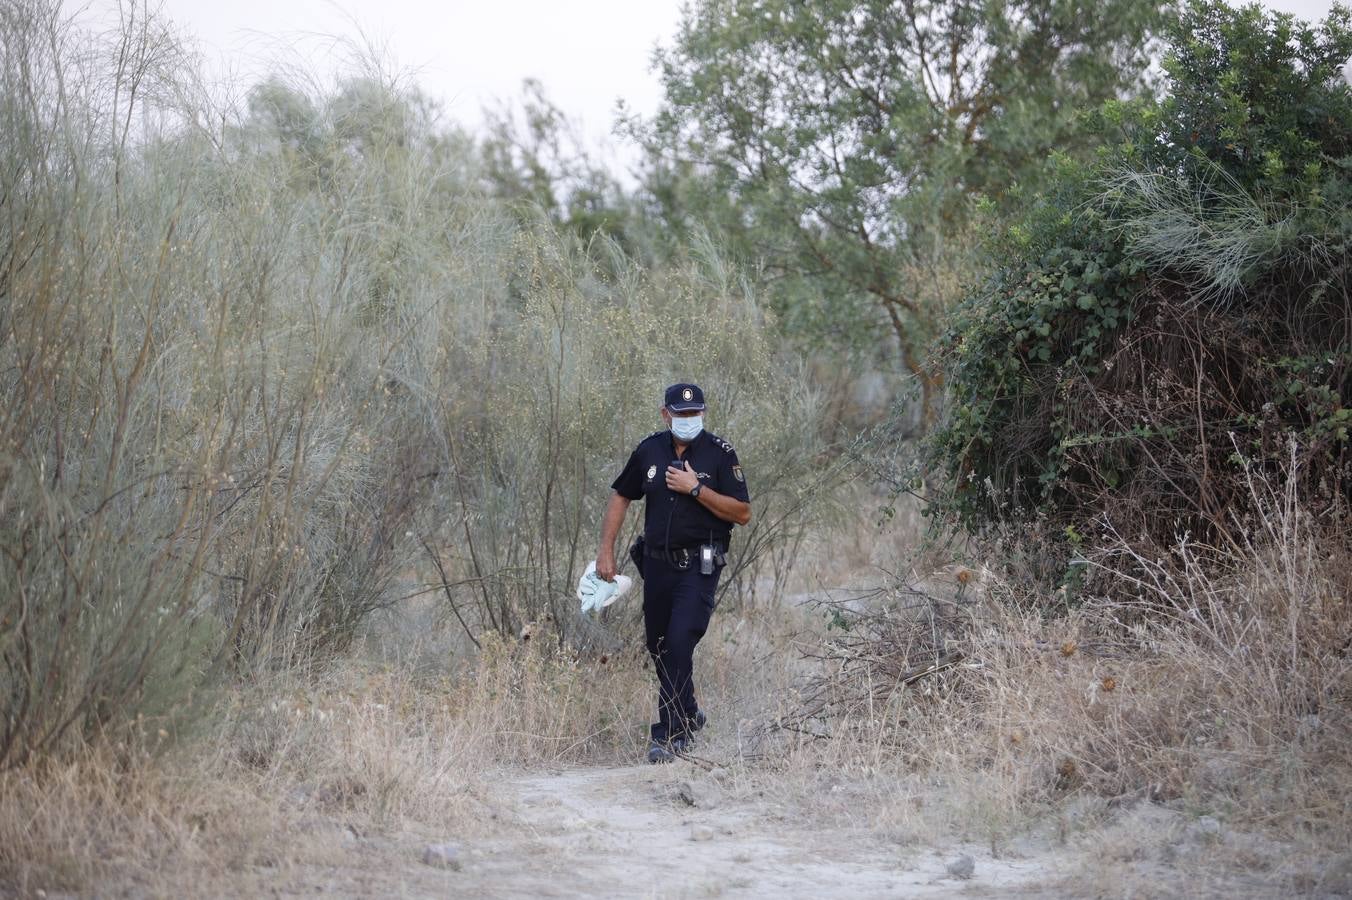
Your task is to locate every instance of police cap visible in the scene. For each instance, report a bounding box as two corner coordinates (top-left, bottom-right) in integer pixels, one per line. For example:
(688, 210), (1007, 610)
(664, 383), (706, 412)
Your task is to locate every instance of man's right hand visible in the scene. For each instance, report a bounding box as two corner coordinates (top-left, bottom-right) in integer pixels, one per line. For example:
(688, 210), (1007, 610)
(596, 549), (618, 582)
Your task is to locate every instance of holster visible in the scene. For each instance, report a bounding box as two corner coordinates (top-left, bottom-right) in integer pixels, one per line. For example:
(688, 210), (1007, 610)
(628, 536), (645, 579)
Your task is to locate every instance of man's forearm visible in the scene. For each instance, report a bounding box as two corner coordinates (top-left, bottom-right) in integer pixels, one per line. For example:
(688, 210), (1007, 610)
(695, 487), (752, 527)
(598, 492), (631, 551)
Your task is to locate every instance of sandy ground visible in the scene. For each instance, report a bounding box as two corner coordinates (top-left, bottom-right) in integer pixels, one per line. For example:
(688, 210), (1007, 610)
(459, 765), (1057, 898)
(259, 761), (1070, 898)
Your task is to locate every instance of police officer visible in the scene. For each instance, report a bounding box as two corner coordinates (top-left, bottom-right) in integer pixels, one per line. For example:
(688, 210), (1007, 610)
(595, 383), (752, 763)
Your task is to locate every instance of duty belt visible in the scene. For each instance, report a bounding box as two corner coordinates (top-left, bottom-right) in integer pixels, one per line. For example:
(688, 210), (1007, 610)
(644, 544), (726, 570)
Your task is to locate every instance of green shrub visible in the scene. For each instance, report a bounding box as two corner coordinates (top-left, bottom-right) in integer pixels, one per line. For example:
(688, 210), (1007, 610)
(931, 0), (1352, 556)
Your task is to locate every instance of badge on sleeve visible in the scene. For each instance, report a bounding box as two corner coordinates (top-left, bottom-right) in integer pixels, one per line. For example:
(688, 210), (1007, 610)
(647, 464), (657, 480)
(733, 465), (744, 482)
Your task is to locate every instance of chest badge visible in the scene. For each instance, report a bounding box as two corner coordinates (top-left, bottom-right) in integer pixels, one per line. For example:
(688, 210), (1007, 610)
(647, 464), (657, 480)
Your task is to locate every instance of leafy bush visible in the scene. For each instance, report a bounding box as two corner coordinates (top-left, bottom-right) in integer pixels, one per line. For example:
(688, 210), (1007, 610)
(931, 0), (1352, 557)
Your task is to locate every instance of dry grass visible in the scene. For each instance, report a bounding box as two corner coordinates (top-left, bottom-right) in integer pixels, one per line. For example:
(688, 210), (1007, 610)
(0, 595), (802, 895)
(2, 472), (1347, 897)
(732, 465), (1352, 894)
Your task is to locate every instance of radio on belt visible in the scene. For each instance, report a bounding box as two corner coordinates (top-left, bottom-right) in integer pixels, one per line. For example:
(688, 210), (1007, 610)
(699, 544), (715, 575)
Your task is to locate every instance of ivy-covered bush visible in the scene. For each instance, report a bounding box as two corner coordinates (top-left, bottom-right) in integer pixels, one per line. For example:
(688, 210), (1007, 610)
(931, 0), (1352, 550)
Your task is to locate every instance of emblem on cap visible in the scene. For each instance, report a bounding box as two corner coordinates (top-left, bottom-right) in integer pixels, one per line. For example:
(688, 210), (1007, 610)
(682, 388), (693, 401)
(647, 464), (657, 480)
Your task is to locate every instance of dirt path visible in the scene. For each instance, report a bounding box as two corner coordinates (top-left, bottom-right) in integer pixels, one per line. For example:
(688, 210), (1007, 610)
(258, 759), (1309, 899)
(403, 764), (1062, 898)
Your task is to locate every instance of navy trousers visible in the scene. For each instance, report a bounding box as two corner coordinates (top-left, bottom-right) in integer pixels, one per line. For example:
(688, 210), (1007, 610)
(642, 558), (720, 743)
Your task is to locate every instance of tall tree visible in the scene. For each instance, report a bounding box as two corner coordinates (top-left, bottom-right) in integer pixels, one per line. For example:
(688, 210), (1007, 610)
(635, 0), (1164, 422)
(481, 79), (639, 250)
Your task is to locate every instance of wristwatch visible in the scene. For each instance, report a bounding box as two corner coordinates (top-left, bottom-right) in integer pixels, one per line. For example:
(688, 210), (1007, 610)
(690, 483), (702, 499)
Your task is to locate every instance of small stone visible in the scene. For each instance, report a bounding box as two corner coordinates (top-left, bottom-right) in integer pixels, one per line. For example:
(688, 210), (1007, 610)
(1190, 815), (1222, 843)
(691, 825), (715, 842)
(422, 843), (463, 870)
(946, 854), (975, 879)
(677, 779), (722, 809)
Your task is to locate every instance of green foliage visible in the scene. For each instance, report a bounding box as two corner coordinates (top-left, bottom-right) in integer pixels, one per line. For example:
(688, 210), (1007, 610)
(479, 80), (642, 256)
(1103, 1), (1352, 302)
(935, 227), (1146, 521)
(1153, 3), (1352, 202)
(1264, 351), (1352, 444)
(931, 0), (1352, 548)
(635, 0), (1165, 414)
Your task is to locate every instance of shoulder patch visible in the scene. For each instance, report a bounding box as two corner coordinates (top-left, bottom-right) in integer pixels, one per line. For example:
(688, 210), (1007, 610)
(713, 437), (735, 454)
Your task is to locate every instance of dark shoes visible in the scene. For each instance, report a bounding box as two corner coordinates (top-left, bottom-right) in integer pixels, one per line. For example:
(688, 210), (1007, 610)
(646, 736), (690, 764)
(645, 711), (707, 764)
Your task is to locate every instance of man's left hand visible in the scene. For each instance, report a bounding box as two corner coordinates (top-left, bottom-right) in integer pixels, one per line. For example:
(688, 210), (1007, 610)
(666, 460), (700, 495)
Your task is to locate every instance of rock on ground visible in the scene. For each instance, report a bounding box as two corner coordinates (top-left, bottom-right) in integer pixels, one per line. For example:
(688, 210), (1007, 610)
(677, 778), (722, 809)
(421, 843), (462, 871)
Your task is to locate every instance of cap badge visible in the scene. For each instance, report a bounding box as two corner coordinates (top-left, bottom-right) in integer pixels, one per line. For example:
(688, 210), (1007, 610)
(647, 464), (657, 480)
(682, 388), (693, 401)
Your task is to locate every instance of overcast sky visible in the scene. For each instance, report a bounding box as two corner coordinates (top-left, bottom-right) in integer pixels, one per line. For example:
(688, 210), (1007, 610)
(149, 0), (683, 162)
(78, 0), (1344, 159)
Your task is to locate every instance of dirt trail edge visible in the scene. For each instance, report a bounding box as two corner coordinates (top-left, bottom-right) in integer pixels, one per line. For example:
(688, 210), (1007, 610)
(434, 764), (1058, 898)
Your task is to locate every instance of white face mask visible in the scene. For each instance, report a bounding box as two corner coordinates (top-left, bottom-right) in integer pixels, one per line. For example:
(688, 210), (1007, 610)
(670, 415), (703, 442)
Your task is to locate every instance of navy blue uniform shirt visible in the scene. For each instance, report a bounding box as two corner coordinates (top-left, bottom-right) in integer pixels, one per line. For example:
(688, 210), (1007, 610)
(611, 429), (750, 551)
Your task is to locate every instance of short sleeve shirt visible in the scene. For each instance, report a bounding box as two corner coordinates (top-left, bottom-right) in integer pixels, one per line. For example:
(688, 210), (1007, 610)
(611, 429), (750, 550)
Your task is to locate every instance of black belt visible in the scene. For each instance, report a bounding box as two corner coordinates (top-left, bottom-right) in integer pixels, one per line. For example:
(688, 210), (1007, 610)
(644, 544), (726, 568)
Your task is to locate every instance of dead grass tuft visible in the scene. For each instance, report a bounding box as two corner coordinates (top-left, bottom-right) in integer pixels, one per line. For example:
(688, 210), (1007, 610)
(2, 471), (1346, 896)
(0, 610), (797, 894)
(764, 464), (1351, 889)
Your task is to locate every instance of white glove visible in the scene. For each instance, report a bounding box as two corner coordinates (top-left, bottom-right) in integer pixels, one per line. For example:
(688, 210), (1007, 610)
(577, 561), (633, 614)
